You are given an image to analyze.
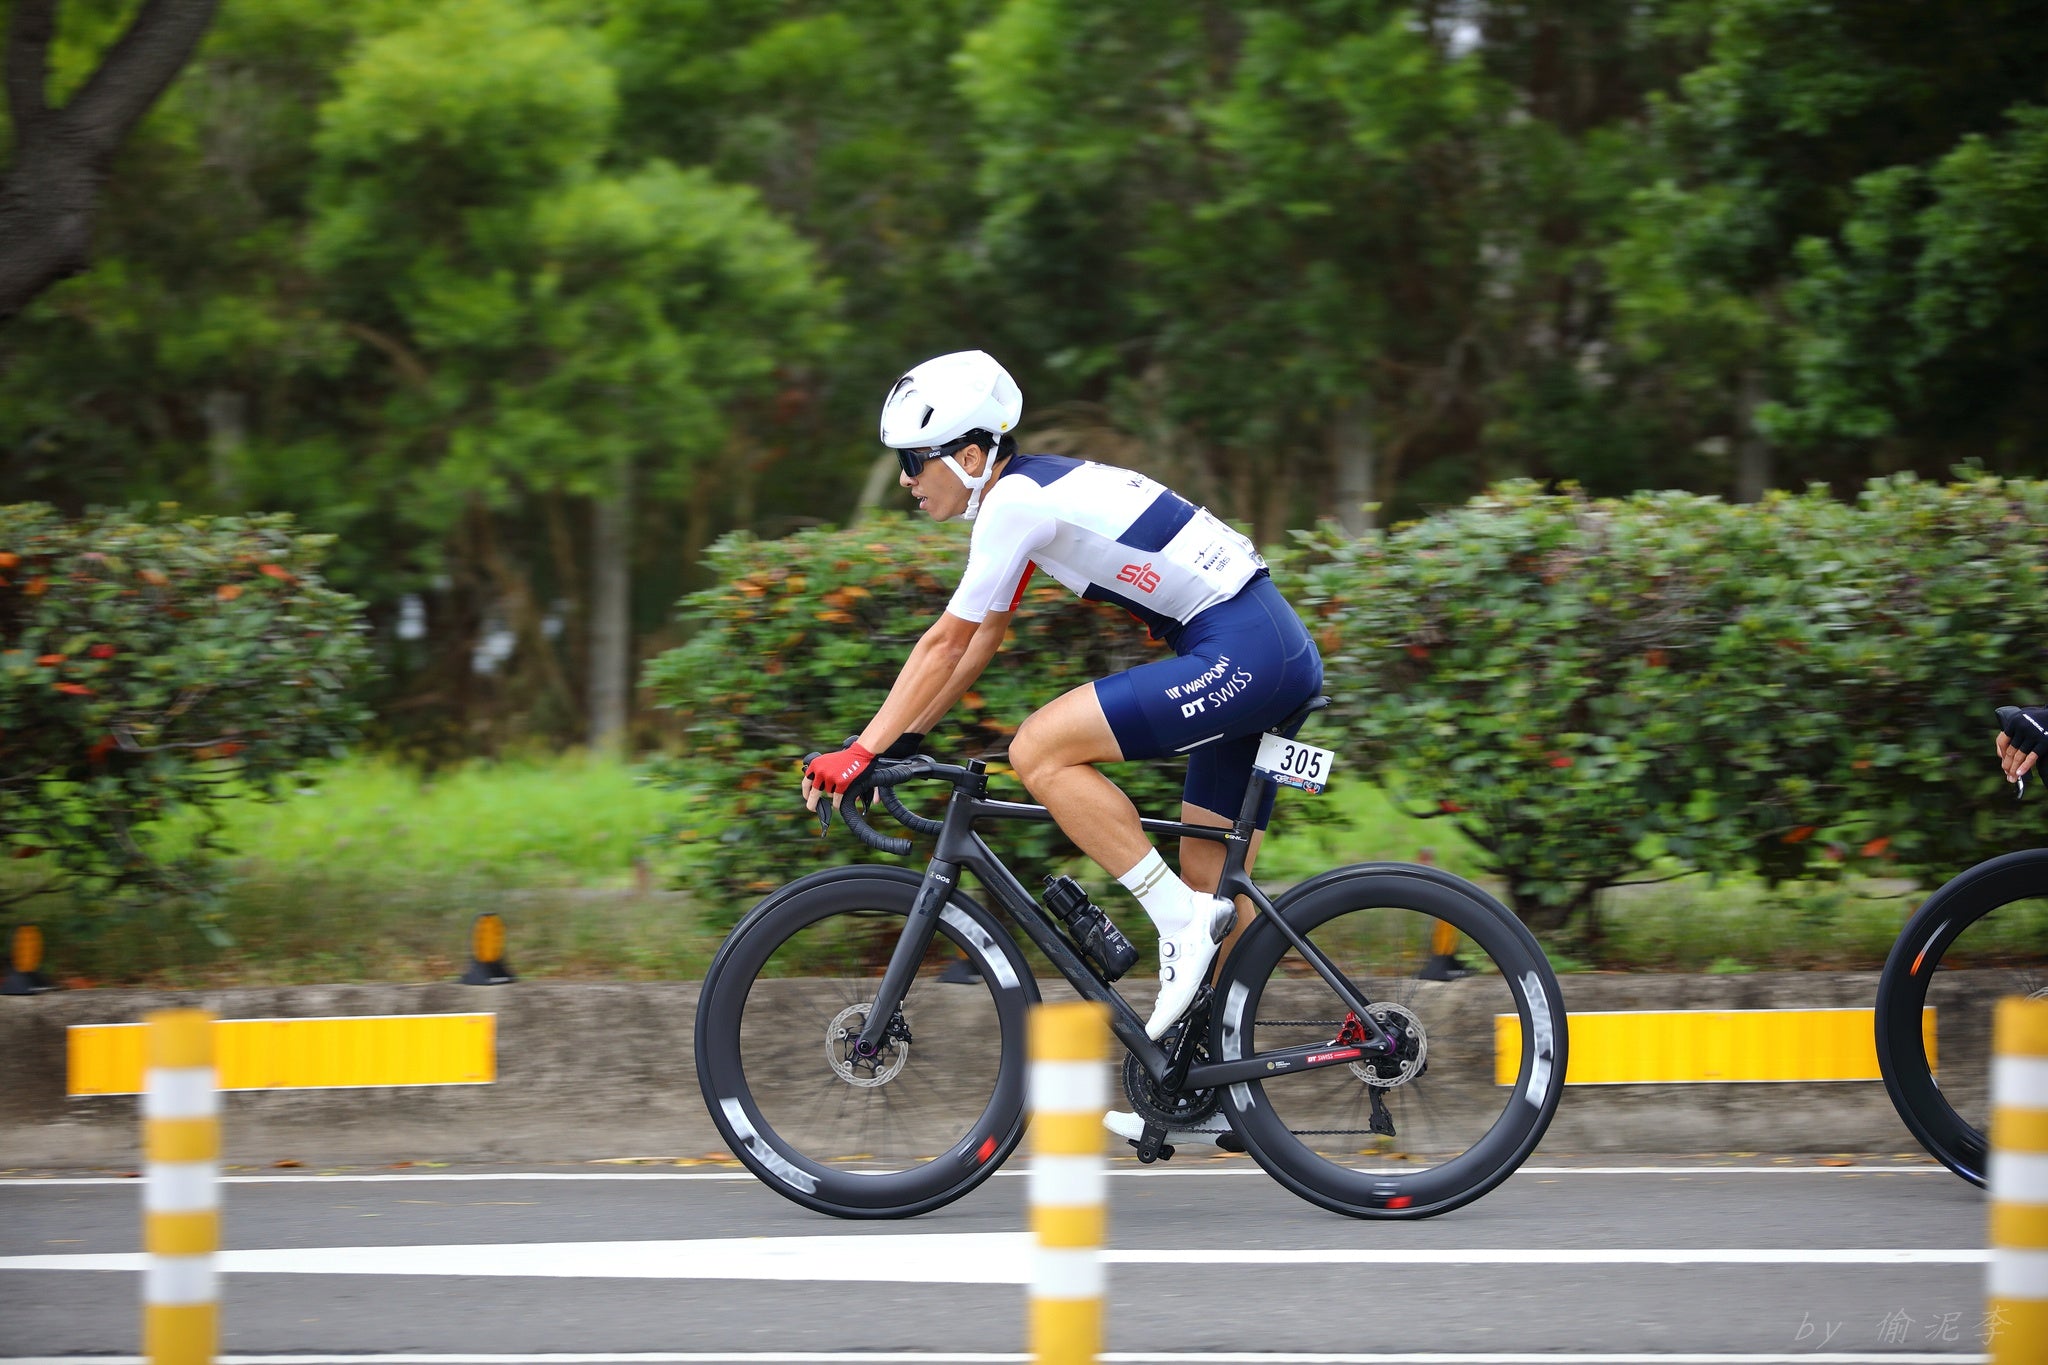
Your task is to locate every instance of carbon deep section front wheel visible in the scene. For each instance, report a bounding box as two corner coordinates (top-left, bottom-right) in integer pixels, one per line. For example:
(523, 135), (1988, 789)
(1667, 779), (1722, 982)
(1875, 847), (2048, 1187)
(696, 866), (1039, 1218)
(1212, 863), (1567, 1219)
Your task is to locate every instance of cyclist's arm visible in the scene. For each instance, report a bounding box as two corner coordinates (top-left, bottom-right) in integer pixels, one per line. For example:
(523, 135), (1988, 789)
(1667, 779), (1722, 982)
(905, 610), (1013, 733)
(850, 611), (990, 758)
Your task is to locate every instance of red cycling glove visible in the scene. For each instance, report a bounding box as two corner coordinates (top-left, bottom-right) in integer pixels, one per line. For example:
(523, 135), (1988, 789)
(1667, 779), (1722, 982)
(806, 742), (875, 796)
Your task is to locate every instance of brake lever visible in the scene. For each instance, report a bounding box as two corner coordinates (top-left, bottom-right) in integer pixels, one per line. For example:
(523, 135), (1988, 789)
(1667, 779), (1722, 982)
(802, 751), (833, 836)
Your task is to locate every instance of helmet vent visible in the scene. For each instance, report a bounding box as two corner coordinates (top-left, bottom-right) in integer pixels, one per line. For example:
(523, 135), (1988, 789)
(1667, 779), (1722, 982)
(919, 406), (934, 429)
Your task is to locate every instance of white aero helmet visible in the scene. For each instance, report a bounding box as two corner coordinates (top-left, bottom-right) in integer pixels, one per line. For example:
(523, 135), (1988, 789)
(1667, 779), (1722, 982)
(879, 350), (1023, 520)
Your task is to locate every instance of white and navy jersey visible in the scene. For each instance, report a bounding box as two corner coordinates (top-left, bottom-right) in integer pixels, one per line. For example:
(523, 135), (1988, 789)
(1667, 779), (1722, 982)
(946, 455), (1265, 637)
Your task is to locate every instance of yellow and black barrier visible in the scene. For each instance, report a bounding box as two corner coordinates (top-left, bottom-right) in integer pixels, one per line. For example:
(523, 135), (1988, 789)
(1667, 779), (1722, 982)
(145, 1009), (218, 1365)
(1029, 1001), (1109, 1365)
(1990, 996), (2048, 1362)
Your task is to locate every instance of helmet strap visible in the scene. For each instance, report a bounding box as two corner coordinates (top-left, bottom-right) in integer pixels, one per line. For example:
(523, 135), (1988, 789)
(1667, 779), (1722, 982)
(940, 449), (996, 521)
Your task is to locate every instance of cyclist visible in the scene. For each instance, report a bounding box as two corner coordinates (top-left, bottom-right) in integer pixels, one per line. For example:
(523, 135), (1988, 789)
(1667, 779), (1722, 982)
(801, 350), (1324, 1145)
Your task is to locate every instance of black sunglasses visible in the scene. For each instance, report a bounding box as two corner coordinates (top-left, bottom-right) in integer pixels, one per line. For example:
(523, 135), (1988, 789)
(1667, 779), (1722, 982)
(895, 445), (944, 479)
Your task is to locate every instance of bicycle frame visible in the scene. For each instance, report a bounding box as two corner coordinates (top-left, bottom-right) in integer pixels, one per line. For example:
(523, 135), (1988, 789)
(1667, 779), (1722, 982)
(851, 758), (1402, 1091)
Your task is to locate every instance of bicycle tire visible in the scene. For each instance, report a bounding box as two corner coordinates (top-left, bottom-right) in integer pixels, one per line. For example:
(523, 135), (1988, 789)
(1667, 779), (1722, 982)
(1875, 847), (2048, 1187)
(696, 866), (1040, 1218)
(1212, 862), (1567, 1219)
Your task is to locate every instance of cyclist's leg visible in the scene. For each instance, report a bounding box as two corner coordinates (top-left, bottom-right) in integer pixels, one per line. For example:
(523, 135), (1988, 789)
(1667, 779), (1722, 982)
(1013, 680), (1237, 1038)
(1178, 802), (1265, 967)
(1007, 683), (1151, 876)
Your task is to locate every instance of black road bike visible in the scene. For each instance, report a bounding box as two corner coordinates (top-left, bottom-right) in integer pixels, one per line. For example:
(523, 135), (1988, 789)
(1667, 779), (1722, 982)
(696, 697), (1568, 1219)
(1875, 709), (2048, 1186)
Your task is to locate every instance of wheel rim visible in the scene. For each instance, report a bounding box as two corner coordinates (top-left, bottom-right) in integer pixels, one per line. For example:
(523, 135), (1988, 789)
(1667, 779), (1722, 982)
(1218, 877), (1559, 1215)
(1883, 875), (2048, 1184)
(706, 895), (1027, 1211)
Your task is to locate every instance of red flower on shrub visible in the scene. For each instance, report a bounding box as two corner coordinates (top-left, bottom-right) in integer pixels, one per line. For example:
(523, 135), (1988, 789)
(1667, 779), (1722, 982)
(1861, 836), (1891, 857)
(1782, 825), (1817, 844)
(36, 653), (63, 666)
(1439, 799), (1465, 814)
(1406, 644), (1430, 660)
(1549, 753), (1573, 768)
(88, 643), (116, 659)
(54, 682), (93, 696)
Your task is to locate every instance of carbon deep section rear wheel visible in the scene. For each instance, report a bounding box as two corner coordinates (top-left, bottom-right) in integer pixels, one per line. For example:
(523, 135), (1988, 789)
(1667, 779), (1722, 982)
(1876, 847), (2048, 1187)
(696, 866), (1038, 1217)
(1212, 863), (1566, 1219)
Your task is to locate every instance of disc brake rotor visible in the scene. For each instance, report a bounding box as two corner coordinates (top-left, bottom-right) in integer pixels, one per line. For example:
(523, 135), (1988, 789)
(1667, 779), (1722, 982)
(1350, 1001), (1427, 1088)
(826, 1003), (909, 1087)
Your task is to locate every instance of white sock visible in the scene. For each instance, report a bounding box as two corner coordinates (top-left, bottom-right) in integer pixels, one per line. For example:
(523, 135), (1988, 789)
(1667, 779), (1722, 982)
(1118, 849), (1199, 934)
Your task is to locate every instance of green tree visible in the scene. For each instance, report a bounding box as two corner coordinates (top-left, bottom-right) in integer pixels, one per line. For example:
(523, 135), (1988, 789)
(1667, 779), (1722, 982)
(0, 0), (222, 316)
(1774, 104), (2048, 464)
(1608, 0), (2048, 492)
(303, 0), (839, 749)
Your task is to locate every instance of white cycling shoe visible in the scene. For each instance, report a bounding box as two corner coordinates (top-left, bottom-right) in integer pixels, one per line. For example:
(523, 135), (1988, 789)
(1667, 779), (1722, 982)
(1143, 895), (1236, 1040)
(1103, 1108), (1243, 1152)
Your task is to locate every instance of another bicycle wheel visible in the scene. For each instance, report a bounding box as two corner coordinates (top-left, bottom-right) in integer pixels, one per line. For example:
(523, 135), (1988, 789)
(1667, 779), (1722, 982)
(1876, 847), (2048, 1186)
(1213, 863), (1566, 1219)
(696, 866), (1039, 1218)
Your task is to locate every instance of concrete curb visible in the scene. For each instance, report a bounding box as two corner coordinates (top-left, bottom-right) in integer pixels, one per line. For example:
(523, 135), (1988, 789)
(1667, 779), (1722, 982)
(0, 973), (1936, 1167)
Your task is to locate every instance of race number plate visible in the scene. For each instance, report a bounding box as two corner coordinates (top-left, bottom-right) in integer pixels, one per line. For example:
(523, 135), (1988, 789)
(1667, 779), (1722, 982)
(1254, 732), (1335, 795)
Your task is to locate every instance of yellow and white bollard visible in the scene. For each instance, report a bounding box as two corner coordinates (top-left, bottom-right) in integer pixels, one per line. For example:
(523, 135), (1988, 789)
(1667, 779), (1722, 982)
(1029, 1002), (1109, 1365)
(144, 1009), (218, 1365)
(1991, 996), (2048, 1362)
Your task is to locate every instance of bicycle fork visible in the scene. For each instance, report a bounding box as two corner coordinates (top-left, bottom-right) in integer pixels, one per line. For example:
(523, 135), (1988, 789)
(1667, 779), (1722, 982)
(851, 858), (961, 1060)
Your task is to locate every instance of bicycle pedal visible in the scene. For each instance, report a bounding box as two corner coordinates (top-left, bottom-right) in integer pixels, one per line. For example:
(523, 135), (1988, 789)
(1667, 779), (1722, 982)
(1135, 1122), (1174, 1164)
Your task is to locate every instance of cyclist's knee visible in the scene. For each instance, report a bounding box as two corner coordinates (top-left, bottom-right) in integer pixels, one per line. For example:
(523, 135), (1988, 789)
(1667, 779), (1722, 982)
(1009, 714), (1058, 786)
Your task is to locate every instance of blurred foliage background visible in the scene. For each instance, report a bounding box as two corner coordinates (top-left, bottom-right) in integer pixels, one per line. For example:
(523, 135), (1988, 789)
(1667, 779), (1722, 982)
(6, 0), (2048, 975)
(9, 0), (2048, 757)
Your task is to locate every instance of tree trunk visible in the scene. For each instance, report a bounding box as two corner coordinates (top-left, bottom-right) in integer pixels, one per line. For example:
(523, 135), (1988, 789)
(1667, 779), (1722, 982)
(202, 389), (244, 504)
(852, 451), (900, 522)
(1329, 397), (1378, 536)
(587, 459), (633, 754)
(0, 0), (222, 318)
(1734, 368), (1772, 504)
(544, 492), (586, 713)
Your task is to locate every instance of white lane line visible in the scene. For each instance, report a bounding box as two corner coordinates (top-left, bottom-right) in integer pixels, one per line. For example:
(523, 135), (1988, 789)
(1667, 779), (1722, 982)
(0, 1235), (1988, 1283)
(0, 1164), (1946, 1187)
(0, 1353), (1991, 1364)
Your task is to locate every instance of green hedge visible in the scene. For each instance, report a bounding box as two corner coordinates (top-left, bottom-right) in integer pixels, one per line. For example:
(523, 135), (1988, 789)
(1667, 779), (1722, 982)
(1281, 475), (2048, 930)
(649, 476), (2048, 938)
(0, 504), (374, 916)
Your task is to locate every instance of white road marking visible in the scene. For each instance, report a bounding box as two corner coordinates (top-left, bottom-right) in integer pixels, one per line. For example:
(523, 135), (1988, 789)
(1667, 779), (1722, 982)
(0, 1164), (1946, 1188)
(0, 1352), (1991, 1364)
(0, 1234), (1988, 1283)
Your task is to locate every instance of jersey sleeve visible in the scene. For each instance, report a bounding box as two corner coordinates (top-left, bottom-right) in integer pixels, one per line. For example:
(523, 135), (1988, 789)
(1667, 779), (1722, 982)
(945, 494), (1054, 623)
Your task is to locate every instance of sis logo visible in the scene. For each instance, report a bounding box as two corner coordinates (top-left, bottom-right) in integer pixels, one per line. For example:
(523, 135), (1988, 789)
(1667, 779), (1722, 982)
(1117, 562), (1161, 594)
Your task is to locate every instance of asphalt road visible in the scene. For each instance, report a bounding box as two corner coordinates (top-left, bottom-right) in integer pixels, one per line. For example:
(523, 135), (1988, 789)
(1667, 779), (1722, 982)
(0, 1154), (1997, 1363)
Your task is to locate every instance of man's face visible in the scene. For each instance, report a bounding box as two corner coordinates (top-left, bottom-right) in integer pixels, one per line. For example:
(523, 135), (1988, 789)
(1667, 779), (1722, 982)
(900, 444), (984, 521)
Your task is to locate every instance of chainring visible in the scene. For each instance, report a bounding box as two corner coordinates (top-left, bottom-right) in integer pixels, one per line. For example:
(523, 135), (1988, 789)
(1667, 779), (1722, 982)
(1122, 1032), (1221, 1127)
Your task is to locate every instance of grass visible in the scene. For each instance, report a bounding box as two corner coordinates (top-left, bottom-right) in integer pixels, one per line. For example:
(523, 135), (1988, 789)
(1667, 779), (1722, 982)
(3, 754), (1920, 986)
